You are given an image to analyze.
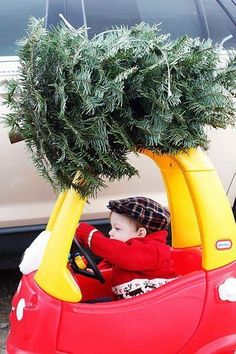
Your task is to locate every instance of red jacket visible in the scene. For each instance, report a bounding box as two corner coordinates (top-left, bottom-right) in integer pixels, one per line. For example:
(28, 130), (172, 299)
(90, 230), (177, 287)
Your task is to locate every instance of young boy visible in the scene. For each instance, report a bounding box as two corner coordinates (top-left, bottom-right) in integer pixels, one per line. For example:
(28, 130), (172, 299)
(76, 196), (178, 299)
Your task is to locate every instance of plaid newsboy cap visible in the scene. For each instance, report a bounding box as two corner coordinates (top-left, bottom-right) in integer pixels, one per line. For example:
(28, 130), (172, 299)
(107, 196), (170, 232)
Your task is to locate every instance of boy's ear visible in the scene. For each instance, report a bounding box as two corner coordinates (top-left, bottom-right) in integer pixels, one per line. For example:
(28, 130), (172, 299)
(137, 227), (147, 238)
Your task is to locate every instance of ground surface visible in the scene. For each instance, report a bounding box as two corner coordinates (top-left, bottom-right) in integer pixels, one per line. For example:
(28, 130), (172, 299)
(0, 270), (21, 354)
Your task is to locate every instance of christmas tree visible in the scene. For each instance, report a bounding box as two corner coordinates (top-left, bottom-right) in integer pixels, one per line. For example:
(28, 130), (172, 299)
(3, 18), (236, 198)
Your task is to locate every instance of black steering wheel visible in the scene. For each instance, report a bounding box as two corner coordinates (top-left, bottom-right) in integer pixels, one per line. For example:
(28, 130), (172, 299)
(69, 237), (105, 284)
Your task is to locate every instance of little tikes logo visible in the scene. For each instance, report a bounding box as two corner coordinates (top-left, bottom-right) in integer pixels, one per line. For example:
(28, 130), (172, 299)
(215, 239), (232, 250)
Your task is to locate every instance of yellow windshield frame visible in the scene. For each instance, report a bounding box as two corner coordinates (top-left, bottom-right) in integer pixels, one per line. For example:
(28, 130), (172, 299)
(35, 149), (236, 302)
(35, 188), (86, 302)
(145, 149), (236, 270)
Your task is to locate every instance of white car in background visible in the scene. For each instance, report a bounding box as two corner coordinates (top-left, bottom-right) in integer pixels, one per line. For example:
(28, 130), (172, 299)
(0, 0), (236, 268)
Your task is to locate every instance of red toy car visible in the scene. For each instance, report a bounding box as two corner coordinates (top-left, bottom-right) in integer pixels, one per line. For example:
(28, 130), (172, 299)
(7, 149), (236, 354)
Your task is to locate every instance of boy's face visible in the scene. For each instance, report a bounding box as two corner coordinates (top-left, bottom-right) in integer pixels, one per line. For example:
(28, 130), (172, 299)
(109, 212), (140, 242)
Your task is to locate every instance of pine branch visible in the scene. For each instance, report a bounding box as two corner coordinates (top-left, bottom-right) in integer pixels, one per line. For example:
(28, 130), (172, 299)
(1, 18), (236, 198)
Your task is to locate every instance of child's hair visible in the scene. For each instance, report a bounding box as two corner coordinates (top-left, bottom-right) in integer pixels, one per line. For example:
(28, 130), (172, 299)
(107, 196), (170, 232)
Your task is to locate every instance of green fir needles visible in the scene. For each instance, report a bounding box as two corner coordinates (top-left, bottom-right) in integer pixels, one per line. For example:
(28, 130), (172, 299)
(3, 18), (236, 198)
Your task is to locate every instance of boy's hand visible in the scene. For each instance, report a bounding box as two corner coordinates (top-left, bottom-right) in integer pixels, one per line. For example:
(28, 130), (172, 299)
(75, 223), (98, 247)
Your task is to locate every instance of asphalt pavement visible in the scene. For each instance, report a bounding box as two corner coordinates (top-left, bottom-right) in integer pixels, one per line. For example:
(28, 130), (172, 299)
(0, 270), (21, 353)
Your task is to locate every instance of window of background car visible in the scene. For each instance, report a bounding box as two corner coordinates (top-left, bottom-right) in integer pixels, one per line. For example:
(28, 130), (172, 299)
(83, 0), (236, 48)
(46, 0), (84, 30)
(0, 0), (46, 56)
(204, 0), (236, 47)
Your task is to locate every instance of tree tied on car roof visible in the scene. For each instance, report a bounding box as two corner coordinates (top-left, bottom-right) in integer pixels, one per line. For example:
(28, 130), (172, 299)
(3, 18), (236, 198)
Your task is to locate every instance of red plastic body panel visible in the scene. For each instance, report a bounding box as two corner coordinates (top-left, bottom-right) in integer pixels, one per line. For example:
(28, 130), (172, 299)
(57, 272), (206, 354)
(180, 262), (236, 354)
(7, 270), (206, 354)
(7, 274), (62, 354)
(7, 257), (236, 354)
